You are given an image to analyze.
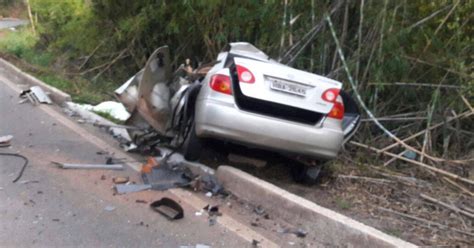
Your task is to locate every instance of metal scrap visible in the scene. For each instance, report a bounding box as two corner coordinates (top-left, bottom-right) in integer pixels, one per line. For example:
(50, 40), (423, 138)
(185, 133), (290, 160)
(150, 197), (184, 220)
(115, 184), (152, 194)
(20, 86), (52, 105)
(53, 162), (124, 170)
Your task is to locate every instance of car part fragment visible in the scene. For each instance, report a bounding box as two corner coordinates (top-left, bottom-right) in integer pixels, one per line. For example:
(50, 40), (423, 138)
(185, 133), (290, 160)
(150, 197), (184, 220)
(52, 162), (124, 170)
(20, 86), (52, 105)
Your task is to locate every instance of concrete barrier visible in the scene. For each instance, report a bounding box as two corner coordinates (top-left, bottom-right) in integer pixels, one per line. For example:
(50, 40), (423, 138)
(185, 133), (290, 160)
(0, 58), (71, 104)
(216, 166), (417, 247)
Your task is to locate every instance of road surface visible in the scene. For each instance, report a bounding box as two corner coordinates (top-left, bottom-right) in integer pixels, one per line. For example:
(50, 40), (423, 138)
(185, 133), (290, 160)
(0, 73), (281, 247)
(0, 18), (28, 30)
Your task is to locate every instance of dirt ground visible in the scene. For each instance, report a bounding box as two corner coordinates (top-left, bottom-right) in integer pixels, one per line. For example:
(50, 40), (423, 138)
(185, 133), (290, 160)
(198, 141), (474, 247)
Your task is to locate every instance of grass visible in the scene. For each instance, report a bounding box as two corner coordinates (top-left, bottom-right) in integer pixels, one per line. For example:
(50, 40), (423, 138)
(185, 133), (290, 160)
(0, 28), (116, 105)
(93, 110), (124, 124)
(335, 197), (352, 210)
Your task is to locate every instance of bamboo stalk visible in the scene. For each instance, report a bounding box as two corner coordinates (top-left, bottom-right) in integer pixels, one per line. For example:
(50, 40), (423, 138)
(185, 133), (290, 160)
(378, 207), (474, 237)
(338, 175), (393, 184)
(326, 15), (472, 165)
(349, 141), (474, 186)
(443, 177), (474, 197)
(25, 0), (36, 35)
(420, 193), (474, 219)
(368, 82), (461, 89)
(379, 110), (473, 153)
(355, 0), (364, 85)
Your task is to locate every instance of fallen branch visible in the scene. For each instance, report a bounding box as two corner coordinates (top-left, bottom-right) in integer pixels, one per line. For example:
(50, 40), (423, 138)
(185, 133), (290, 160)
(420, 193), (474, 219)
(443, 177), (474, 197)
(460, 95), (474, 112)
(349, 141), (474, 186)
(338, 175), (393, 184)
(368, 82), (461, 89)
(361, 117), (428, 122)
(378, 207), (474, 237)
(379, 110), (473, 153)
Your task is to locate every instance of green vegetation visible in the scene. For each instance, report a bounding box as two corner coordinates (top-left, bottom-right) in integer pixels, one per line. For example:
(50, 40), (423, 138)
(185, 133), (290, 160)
(335, 197), (352, 210)
(92, 110), (124, 124)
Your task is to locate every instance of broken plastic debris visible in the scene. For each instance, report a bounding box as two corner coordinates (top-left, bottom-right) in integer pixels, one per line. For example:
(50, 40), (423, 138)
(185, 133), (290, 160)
(205, 192), (212, 197)
(104, 205), (116, 211)
(74, 101), (131, 121)
(113, 176), (129, 184)
(20, 86), (52, 105)
(180, 245), (211, 248)
(0, 135), (13, 147)
(52, 162), (124, 170)
(150, 197), (184, 220)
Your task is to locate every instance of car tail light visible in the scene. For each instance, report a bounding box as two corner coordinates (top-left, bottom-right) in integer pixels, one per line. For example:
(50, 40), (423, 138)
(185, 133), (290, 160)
(236, 65), (255, 83)
(210, 74), (232, 95)
(322, 88), (344, 119)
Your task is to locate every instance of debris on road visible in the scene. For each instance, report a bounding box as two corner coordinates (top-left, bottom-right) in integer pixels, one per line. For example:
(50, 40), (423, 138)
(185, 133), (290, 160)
(112, 176), (129, 184)
(0, 134), (13, 147)
(0, 152), (29, 183)
(180, 244), (211, 248)
(19, 86), (52, 105)
(52, 162), (124, 170)
(115, 184), (152, 194)
(104, 205), (116, 211)
(150, 197), (184, 220)
(74, 101), (131, 121)
(203, 204), (221, 226)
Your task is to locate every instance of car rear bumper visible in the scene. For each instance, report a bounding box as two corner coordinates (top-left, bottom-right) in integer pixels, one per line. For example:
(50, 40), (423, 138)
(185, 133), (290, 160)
(194, 98), (344, 159)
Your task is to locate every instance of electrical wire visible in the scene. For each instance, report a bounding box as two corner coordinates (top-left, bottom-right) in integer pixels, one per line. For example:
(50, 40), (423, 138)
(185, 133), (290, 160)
(0, 152), (29, 183)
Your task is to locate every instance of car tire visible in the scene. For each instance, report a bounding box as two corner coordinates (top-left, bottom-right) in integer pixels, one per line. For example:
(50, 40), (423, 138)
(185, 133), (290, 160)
(291, 162), (323, 185)
(182, 123), (202, 161)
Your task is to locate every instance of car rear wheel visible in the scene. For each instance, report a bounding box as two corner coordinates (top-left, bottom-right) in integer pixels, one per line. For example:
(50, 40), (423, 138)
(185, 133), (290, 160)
(291, 162), (323, 185)
(182, 123), (202, 161)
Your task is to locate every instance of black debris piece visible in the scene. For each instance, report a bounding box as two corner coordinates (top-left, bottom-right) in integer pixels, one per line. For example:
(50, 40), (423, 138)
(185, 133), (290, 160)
(150, 197), (184, 220)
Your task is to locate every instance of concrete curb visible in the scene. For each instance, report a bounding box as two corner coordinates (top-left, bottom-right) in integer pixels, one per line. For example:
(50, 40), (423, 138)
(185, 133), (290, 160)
(0, 58), (71, 104)
(216, 166), (417, 247)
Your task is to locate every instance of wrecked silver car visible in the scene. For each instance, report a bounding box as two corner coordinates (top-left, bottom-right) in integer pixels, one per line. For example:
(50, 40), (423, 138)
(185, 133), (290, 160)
(116, 42), (360, 181)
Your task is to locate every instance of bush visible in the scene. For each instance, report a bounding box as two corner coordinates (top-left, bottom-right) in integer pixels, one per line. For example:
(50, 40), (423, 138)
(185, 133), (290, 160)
(0, 29), (37, 58)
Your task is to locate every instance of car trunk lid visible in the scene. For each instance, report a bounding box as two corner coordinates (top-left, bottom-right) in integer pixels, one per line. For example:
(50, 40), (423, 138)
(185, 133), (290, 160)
(233, 57), (342, 114)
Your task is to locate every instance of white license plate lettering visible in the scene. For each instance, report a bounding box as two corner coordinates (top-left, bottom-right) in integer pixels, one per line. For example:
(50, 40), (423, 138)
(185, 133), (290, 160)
(270, 79), (307, 96)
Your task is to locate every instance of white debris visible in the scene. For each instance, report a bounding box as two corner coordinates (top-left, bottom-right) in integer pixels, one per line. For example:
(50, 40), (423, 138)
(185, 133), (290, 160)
(104, 205), (116, 211)
(205, 192), (213, 198)
(78, 101), (130, 121)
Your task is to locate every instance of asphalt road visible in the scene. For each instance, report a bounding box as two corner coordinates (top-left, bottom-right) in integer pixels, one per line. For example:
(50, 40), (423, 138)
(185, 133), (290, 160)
(0, 76), (256, 247)
(0, 18), (28, 30)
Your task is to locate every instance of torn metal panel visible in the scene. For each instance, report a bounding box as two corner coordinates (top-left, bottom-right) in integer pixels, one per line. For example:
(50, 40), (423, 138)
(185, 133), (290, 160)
(115, 184), (152, 194)
(115, 69), (143, 113)
(53, 162), (124, 170)
(135, 46), (172, 135)
(20, 86), (52, 105)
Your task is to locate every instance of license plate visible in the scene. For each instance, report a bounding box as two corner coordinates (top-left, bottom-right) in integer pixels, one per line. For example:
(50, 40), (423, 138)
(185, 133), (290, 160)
(269, 78), (307, 96)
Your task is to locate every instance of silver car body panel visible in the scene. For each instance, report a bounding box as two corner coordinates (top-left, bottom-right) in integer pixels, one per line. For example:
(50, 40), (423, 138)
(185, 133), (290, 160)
(234, 57), (341, 114)
(194, 45), (348, 159)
